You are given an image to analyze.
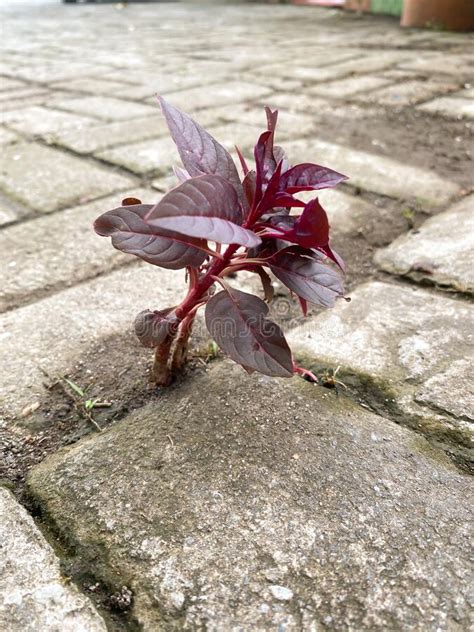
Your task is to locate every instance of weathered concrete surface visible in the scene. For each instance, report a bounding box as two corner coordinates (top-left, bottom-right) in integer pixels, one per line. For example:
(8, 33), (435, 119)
(310, 75), (392, 99)
(2, 105), (99, 137)
(154, 81), (272, 112)
(0, 264), (185, 420)
(374, 194), (474, 294)
(418, 95), (474, 120)
(0, 487), (106, 632)
(355, 79), (458, 106)
(50, 115), (168, 155)
(287, 282), (474, 454)
(0, 142), (135, 214)
(0, 188), (160, 312)
(28, 362), (473, 631)
(282, 138), (460, 207)
(96, 136), (178, 176)
(50, 95), (157, 122)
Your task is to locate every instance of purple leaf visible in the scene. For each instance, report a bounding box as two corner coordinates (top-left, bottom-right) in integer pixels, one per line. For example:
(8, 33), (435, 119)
(264, 198), (330, 249)
(205, 286), (293, 378)
(254, 130), (277, 199)
(269, 249), (344, 308)
(273, 146), (291, 173)
(253, 266), (274, 303)
(148, 174), (243, 224)
(173, 165), (191, 183)
(94, 203), (207, 269)
(134, 308), (178, 348)
(147, 175), (260, 247)
(152, 215), (261, 248)
(158, 96), (242, 193)
(242, 170), (257, 212)
(279, 163), (347, 193)
(235, 146), (250, 175)
(264, 106), (278, 132)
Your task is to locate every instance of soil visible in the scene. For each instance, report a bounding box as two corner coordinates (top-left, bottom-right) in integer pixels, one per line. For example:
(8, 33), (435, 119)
(313, 103), (473, 193)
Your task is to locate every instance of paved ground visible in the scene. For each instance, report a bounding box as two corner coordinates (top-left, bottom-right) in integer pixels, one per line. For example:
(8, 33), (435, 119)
(0, 1), (473, 630)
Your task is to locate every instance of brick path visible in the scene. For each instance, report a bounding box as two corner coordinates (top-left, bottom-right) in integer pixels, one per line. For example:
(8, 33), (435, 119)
(0, 2), (473, 630)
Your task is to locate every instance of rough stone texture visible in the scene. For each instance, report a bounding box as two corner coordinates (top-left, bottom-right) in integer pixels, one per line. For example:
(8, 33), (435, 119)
(0, 142), (135, 213)
(266, 92), (379, 120)
(0, 127), (19, 145)
(310, 75), (393, 99)
(418, 96), (474, 119)
(265, 52), (404, 83)
(162, 81), (272, 111)
(50, 95), (157, 121)
(50, 77), (139, 98)
(354, 79), (458, 106)
(0, 265), (185, 419)
(50, 115), (167, 155)
(287, 281), (474, 454)
(27, 362), (473, 631)
(196, 103), (317, 138)
(96, 136), (178, 176)
(374, 194), (474, 294)
(3, 106), (98, 137)
(203, 123), (267, 153)
(398, 54), (473, 76)
(0, 188), (159, 312)
(0, 487), (106, 632)
(283, 138), (460, 207)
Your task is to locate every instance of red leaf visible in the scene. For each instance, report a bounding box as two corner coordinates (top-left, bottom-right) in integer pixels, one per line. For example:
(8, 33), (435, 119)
(205, 286), (293, 378)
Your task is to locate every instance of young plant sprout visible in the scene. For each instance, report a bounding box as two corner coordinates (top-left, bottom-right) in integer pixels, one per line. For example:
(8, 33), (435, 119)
(94, 97), (348, 386)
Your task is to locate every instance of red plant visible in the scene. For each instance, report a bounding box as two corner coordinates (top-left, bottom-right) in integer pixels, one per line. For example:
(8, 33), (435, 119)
(94, 97), (348, 385)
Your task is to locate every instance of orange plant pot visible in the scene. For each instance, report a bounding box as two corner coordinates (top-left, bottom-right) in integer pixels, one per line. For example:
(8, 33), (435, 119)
(344, 0), (371, 10)
(401, 0), (474, 31)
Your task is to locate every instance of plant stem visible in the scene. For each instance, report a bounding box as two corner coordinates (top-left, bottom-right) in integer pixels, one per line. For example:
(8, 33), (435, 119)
(175, 243), (240, 320)
(170, 311), (196, 373)
(152, 334), (175, 386)
(151, 243), (240, 385)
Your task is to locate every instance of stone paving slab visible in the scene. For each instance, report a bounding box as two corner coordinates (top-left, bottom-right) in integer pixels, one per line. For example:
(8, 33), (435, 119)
(287, 281), (474, 454)
(0, 128), (18, 146)
(0, 188), (159, 313)
(0, 91), (74, 114)
(374, 194), (474, 294)
(0, 487), (106, 632)
(353, 79), (459, 107)
(50, 115), (167, 155)
(0, 264), (185, 420)
(2, 106), (99, 137)
(50, 77), (141, 98)
(195, 103), (318, 138)
(162, 81), (272, 111)
(0, 142), (136, 214)
(96, 136), (178, 176)
(11, 62), (112, 84)
(0, 88), (50, 106)
(282, 137), (460, 207)
(418, 95), (474, 120)
(27, 361), (473, 631)
(0, 77), (28, 92)
(309, 75), (393, 99)
(266, 92), (379, 120)
(266, 52), (407, 84)
(49, 96), (157, 122)
(398, 54), (474, 77)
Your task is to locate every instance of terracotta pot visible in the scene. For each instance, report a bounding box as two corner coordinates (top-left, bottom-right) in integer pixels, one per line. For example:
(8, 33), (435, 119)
(344, 0), (371, 10)
(401, 0), (474, 31)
